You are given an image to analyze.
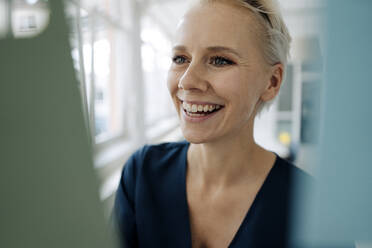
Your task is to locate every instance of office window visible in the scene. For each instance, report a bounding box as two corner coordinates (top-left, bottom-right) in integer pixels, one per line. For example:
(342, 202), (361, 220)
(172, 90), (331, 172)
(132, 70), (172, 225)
(0, 0), (50, 39)
(0, 0), (7, 38)
(141, 16), (176, 127)
(65, 0), (129, 143)
(92, 20), (125, 139)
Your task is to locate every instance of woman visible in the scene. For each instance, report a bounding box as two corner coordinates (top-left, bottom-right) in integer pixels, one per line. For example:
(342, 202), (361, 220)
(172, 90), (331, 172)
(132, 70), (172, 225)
(114, 0), (311, 247)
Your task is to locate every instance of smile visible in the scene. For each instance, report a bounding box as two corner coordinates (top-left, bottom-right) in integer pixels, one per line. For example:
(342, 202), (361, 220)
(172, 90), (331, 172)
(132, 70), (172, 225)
(181, 100), (224, 118)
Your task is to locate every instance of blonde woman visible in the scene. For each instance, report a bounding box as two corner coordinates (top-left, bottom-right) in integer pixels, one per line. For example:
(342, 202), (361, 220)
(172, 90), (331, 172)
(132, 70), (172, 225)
(114, 0), (311, 247)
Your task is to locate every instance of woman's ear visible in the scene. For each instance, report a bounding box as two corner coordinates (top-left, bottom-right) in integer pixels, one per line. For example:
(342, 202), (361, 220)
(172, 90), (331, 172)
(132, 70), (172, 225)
(260, 63), (284, 102)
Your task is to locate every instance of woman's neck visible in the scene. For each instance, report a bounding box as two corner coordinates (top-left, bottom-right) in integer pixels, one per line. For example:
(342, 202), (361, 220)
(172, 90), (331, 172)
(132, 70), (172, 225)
(187, 124), (275, 189)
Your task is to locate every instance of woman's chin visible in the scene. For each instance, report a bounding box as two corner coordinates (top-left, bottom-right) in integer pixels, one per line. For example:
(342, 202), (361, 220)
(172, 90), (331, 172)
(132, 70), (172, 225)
(181, 128), (221, 144)
(181, 129), (208, 144)
(182, 134), (205, 144)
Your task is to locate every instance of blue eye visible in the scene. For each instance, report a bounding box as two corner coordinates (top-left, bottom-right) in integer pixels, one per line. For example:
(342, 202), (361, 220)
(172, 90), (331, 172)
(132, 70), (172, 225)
(210, 56), (235, 67)
(172, 56), (188, 65)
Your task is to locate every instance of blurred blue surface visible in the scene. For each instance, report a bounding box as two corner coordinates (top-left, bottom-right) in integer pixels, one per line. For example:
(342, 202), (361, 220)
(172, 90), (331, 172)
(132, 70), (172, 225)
(293, 0), (372, 246)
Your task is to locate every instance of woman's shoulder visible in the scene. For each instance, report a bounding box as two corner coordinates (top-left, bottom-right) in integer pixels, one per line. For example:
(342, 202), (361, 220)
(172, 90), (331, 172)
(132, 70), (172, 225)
(143, 140), (189, 155)
(274, 155), (313, 181)
(131, 140), (189, 164)
(269, 155), (315, 195)
(122, 140), (189, 179)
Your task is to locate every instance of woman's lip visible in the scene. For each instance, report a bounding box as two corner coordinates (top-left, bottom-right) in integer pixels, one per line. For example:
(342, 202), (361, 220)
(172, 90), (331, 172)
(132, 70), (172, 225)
(179, 99), (225, 106)
(180, 106), (222, 123)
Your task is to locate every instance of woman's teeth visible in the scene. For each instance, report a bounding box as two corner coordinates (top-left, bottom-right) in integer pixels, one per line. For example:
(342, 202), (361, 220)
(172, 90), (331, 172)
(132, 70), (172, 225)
(182, 101), (222, 114)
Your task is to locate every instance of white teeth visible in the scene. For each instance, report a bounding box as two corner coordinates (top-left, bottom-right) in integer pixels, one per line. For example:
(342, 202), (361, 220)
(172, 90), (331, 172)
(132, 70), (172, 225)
(186, 103), (191, 112)
(188, 112), (206, 117)
(191, 104), (198, 113)
(181, 101), (222, 113)
(203, 105), (209, 112)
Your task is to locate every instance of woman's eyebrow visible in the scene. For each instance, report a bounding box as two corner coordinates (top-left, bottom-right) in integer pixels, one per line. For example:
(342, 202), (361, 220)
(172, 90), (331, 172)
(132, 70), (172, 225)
(172, 45), (187, 52)
(172, 45), (242, 58)
(206, 46), (242, 58)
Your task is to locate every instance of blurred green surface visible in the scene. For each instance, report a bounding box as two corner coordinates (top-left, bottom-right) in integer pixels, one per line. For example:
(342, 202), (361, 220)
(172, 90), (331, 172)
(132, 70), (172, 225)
(0, 1), (116, 247)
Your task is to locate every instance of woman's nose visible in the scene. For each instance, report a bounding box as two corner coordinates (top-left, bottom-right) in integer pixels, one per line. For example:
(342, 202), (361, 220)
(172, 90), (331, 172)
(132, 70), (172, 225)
(178, 63), (209, 92)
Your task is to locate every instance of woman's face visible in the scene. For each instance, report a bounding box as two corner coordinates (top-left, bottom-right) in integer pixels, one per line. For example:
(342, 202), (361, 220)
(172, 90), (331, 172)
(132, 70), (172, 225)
(167, 2), (277, 144)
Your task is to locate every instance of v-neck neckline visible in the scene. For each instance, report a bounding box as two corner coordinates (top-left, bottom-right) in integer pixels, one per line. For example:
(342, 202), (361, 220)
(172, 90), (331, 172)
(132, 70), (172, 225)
(180, 142), (279, 248)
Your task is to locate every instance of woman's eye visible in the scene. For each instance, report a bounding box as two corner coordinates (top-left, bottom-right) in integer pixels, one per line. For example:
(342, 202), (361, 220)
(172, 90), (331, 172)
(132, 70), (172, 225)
(172, 56), (188, 65)
(210, 56), (235, 67)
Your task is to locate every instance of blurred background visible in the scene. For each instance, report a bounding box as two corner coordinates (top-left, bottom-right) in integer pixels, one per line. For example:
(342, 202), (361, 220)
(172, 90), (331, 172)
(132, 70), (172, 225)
(1, 0), (371, 247)
(0, 0), (324, 207)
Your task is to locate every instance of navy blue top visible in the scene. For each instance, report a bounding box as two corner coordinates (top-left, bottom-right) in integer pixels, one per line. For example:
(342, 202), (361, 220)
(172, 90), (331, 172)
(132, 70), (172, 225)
(114, 141), (311, 248)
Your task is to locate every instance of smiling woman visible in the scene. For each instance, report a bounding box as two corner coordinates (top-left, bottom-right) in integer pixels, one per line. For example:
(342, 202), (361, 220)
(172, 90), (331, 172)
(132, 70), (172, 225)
(114, 1), (312, 247)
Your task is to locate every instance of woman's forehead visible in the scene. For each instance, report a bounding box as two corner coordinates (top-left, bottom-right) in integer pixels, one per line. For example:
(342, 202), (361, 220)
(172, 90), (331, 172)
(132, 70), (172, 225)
(173, 2), (262, 54)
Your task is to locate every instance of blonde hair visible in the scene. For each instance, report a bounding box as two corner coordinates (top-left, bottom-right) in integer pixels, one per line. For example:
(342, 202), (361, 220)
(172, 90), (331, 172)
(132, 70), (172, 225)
(200, 0), (292, 113)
